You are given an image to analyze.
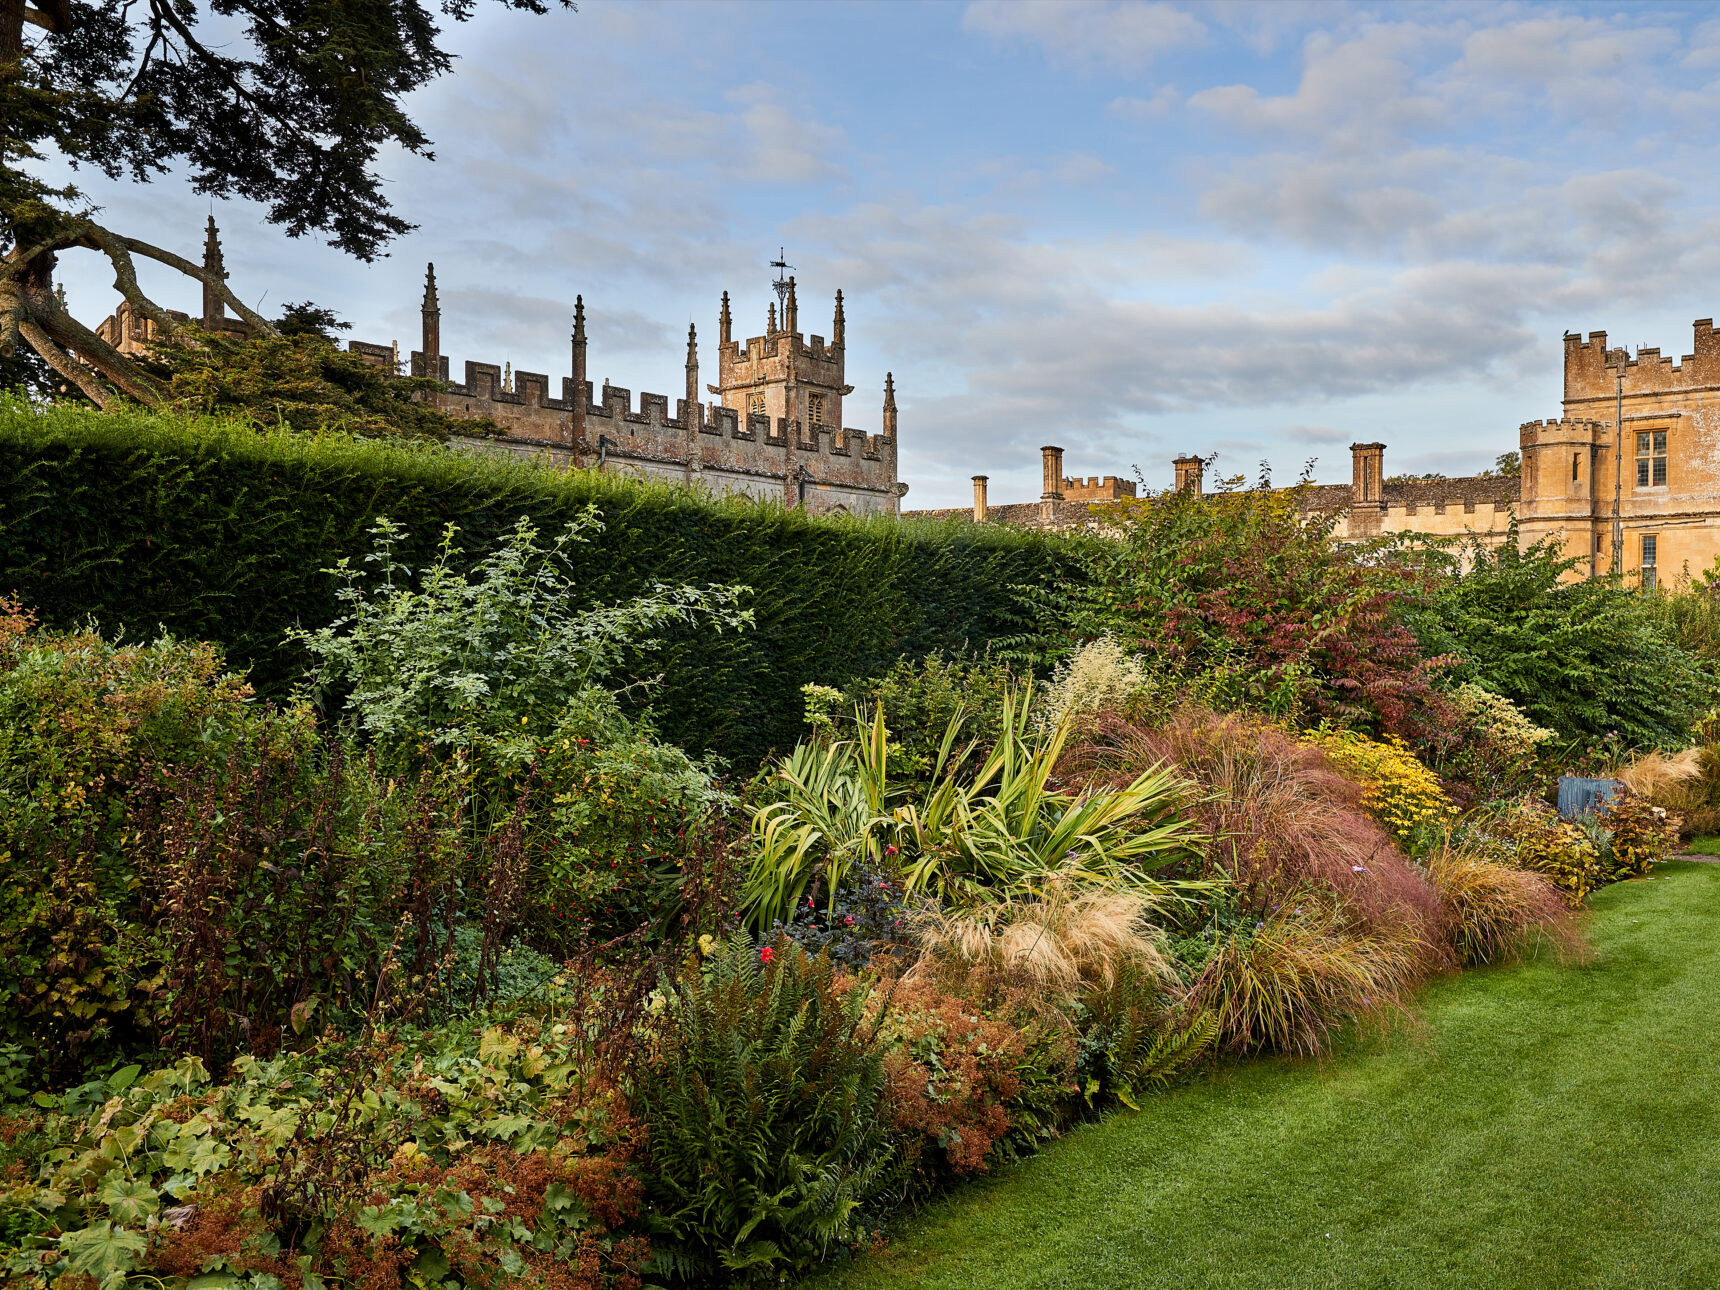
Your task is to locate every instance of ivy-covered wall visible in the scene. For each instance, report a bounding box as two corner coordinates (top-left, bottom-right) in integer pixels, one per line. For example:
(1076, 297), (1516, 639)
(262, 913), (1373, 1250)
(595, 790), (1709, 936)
(0, 402), (1062, 765)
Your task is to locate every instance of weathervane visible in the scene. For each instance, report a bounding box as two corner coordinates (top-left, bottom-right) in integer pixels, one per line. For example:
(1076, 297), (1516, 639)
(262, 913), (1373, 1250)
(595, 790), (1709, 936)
(770, 247), (794, 312)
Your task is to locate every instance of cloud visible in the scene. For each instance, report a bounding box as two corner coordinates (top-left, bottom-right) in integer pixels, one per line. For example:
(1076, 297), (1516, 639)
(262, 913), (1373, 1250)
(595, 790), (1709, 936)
(1189, 22), (1449, 142)
(727, 85), (849, 184)
(1286, 424), (1351, 444)
(963, 0), (1205, 71)
(1685, 18), (1720, 69)
(35, 0), (1720, 511)
(1107, 86), (1180, 118)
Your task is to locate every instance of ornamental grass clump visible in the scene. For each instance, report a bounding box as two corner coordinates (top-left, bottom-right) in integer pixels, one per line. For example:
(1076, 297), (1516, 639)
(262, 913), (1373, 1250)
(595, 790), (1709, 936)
(1618, 746), (1717, 839)
(1189, 901), (1427, 1057)
(902, 885), (1172, 996)
(1423, 848), (1581, 966)
(1064, 708), (1447, 953)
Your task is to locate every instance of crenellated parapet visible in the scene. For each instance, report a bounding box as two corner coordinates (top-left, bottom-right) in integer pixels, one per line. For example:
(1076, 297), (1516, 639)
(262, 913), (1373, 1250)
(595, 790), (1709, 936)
(97, 228), (904, 516)
(1520, 416), (1608, 447)
(396, 261), (901, 513)
(1564, 320), (1720, 401)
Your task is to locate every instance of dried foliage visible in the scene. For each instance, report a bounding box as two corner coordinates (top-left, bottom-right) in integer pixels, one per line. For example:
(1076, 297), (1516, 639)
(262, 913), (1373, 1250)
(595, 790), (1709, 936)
(1423, 849), (1582, 967)
(1618, 747), (1703, 797)
(1189, 902), (1428, 1057)
(903, 886), (1173, 996)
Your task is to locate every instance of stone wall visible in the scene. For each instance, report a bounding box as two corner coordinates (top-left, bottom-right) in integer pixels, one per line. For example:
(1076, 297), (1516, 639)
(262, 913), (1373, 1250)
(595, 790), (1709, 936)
(1520, 319), (1720, 583)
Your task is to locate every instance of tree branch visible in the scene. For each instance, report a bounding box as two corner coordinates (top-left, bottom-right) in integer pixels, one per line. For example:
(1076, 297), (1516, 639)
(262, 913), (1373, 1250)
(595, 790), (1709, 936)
(113, 233), (277, 336)
(23, 2), (72, 33)
(84, 226), (186, 339)
(16, 319), (114, 407)
(32, 293), (161, 403)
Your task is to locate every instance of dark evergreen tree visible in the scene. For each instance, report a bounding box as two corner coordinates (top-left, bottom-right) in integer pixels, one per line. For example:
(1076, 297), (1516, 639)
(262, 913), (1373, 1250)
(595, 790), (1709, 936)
(0, 0), (571, 404)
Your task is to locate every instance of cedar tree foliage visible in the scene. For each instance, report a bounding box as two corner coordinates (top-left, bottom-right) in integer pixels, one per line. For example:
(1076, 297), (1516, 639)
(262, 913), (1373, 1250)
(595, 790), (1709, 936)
(0, 0), (571, 406)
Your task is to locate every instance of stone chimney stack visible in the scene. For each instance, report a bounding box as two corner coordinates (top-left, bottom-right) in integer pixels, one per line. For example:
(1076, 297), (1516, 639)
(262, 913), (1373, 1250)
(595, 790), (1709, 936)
(201, 216), (227, 328)
(1350, 442), (1386, 511)
(882, 373), (898, 438)
(719, 291), (732, 346)
(972, 475), (989, 523)
(419, 263), (440, 377)
(1041, 446), (1065, 501)
(1172, 455), (1203, 495)
(571, 295), (587, 449)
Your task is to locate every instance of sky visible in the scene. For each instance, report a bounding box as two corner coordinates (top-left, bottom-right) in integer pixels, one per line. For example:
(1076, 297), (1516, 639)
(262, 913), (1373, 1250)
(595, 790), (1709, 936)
(44, 0), (1720, 509)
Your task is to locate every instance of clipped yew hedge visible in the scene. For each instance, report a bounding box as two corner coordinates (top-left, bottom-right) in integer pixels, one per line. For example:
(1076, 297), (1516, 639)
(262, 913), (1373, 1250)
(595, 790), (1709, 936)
(0, 400), (1062, 765)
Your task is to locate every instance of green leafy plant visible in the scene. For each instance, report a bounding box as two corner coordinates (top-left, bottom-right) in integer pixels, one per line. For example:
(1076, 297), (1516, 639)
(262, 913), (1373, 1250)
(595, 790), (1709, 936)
(143, 320), (502, 440)
(745, 691), (1203, 926)
(0, 397), (1062, 768)
(1598, 791), (1676, 879)
(1408, 528), (1711, 747)
(1016, 475), (1453, 738)
(293, 511), (751, 775)
(1456, 799), (1603, 907)
(635, 935), (897, 1282)
(0, 1011), (650, 1290)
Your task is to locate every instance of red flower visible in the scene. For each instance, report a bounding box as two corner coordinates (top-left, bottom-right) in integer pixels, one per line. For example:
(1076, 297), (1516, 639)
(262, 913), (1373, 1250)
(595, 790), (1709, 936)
(759, 946), (775, 964)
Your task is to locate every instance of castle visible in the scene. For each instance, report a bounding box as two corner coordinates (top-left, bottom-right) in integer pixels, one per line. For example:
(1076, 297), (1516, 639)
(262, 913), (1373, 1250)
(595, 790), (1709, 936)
(97, 221), (905, 515)
(915, 317), (1720, 588)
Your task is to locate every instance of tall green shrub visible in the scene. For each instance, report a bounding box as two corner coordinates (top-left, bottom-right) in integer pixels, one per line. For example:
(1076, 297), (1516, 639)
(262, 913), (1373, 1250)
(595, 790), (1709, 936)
(1408, 530), (1712, 747)
(0, 399), (1058, 766)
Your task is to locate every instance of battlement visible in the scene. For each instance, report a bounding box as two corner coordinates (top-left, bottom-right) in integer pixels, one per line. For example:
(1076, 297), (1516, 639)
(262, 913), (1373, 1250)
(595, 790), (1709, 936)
(726, 332), (842, 365)
(1564, 319), (1720, 401)
(406, 348), (894, 462)
(1520, 416), (1608, 446)
(1062, 475), (1138, 501)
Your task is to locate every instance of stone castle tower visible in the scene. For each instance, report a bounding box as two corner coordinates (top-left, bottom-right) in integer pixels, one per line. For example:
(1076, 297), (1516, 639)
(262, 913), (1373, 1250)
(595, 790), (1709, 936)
(1519, 319), (1720, 584)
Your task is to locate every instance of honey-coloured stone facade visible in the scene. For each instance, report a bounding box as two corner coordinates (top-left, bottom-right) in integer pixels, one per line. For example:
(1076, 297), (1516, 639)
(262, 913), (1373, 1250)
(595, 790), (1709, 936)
(412, 266), (902, 515)
(93, 222), (904, 516)
(1518, 321), (1720, 585)
(918, 318), (1720, 586)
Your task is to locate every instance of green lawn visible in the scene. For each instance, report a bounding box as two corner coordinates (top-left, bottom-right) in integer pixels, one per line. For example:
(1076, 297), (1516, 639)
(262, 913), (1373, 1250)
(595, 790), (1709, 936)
(811, 862), (1720, 1290)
